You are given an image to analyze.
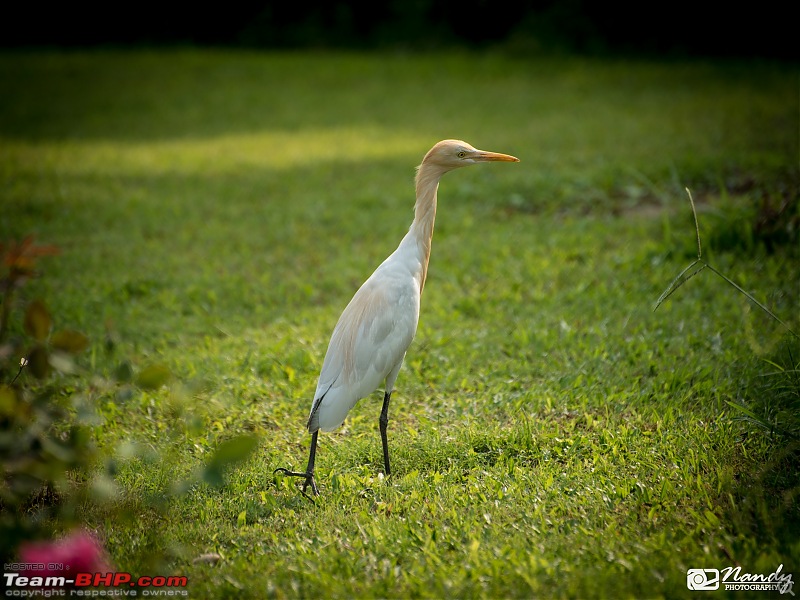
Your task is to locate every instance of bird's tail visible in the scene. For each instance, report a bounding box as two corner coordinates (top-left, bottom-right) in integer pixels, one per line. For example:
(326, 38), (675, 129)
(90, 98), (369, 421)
(306, 392), (326, 433)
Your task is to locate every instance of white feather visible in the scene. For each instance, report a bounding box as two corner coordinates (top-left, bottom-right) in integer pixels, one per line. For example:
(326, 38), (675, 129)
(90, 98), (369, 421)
(308, 236), (422, 432)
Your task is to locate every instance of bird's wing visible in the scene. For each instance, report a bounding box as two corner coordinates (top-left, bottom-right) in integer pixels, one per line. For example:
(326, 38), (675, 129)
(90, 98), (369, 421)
(308, 272), (419, 431)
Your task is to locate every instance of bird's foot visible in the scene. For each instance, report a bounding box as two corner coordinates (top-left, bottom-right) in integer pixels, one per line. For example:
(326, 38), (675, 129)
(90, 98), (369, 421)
(273, 467), (319, 497)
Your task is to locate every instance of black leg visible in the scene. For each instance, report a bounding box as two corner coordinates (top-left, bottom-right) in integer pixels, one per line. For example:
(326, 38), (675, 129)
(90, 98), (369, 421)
(274, 430), (319, 496)
(379, 390), (392, 476)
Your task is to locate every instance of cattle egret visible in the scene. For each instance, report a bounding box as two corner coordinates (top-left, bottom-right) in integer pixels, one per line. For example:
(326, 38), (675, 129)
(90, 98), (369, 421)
(275, 139), (519, 495)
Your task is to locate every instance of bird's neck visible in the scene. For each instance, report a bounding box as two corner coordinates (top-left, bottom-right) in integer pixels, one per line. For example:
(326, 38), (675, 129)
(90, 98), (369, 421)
(409, 163), (443, 293)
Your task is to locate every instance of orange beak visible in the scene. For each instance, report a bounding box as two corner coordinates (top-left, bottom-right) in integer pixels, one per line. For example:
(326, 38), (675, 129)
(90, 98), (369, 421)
(473, 149), (520, 162)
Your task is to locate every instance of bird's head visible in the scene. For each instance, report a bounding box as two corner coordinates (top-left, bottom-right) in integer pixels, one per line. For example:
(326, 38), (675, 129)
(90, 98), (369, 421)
(421, 139), (519, 172)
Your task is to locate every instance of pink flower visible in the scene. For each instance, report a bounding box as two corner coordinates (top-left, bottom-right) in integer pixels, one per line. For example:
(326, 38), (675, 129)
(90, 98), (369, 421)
(19, 529), (112, 584)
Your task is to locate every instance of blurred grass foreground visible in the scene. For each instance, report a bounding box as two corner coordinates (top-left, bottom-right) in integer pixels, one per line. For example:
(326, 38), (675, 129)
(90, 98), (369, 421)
(0, 50), (798, 598)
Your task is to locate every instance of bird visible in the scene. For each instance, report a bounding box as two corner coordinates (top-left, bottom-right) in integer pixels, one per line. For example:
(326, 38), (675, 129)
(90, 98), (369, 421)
(274, 139), (519, 495)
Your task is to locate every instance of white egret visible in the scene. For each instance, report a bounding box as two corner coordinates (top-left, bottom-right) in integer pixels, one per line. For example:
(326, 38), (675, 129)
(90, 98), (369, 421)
(275, 139), (519, 495)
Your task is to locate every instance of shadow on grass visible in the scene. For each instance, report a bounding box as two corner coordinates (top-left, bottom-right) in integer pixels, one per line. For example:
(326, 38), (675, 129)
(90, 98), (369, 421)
(723, 340), (800, 556)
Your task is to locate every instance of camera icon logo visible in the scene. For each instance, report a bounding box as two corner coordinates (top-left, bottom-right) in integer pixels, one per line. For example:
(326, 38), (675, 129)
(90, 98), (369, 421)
(687, 569), (720, 590)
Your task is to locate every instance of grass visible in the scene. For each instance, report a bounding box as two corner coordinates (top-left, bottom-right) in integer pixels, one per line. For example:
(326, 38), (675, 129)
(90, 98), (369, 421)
(1, 49), (798, 597)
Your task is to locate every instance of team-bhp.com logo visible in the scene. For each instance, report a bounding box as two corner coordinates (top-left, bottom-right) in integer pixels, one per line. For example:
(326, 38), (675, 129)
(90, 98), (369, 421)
(4, 571), (189, 596)
(687, 564), (794, 595)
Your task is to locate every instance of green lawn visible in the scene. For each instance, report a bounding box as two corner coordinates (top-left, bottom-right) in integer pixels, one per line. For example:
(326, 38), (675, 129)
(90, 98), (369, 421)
(1, 49), (798, 598)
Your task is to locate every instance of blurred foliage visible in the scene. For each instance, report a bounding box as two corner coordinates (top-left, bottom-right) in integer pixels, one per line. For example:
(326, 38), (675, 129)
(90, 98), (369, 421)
(0, 238), (95, 560)
(0, 237), (259, 562)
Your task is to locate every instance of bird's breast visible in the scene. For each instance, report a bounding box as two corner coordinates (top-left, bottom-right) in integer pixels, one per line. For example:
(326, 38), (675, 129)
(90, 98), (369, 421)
(318, 266), (419, 385)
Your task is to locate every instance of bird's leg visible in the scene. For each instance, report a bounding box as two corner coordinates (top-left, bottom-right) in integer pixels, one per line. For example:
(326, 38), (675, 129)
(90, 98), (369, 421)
(303, 430), (319, 495)
(273, 430), (319, 496)
(379, 390), (392, 476)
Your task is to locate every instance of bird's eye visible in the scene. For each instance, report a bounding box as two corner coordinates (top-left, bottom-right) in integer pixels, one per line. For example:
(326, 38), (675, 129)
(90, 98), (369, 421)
(457, 151), (467, 158)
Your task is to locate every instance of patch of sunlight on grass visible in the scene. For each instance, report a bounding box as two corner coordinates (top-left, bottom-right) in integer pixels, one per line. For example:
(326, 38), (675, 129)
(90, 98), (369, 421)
(2, 127), (424, 176)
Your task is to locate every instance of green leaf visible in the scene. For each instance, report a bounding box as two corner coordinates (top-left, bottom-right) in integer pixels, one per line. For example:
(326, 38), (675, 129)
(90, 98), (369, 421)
(24, 300), (51, 342)
(202, 434), (259, 488)
(41, 435), (77, 463)
(704, 509), (720, 527)
(90, 474), (120, 503)
(27, 345), (50, 378)
(208, 434), (259, 468)
(48, 351), (76, 374)
(135, 364), (172, 390)
(51, 329), (90, 354)
(114, 361), (134, 383)
(0, 385), (17, 417)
